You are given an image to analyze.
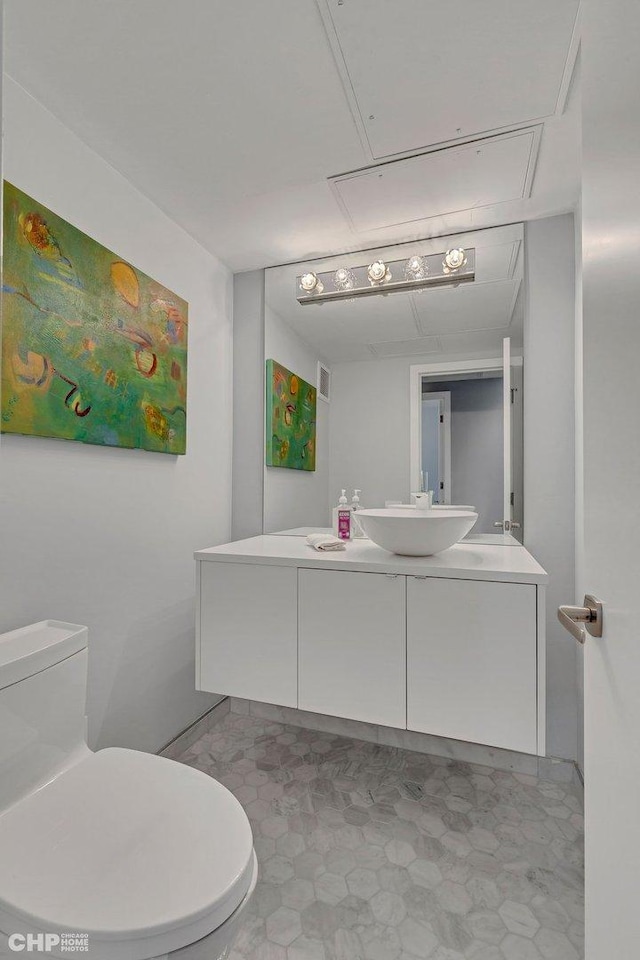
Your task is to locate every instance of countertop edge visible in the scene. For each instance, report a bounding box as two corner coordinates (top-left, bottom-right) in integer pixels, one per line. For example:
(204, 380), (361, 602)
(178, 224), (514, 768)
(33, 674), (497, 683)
(193, 539), (548, 585)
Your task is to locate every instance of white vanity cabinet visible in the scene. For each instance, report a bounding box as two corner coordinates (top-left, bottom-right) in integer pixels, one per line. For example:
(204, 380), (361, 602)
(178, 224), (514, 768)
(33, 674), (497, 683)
(198, 561), (298, 707)
(298, 569), (406, 728)
(196, 536), (547, 756)
(406, 577), (538, 754)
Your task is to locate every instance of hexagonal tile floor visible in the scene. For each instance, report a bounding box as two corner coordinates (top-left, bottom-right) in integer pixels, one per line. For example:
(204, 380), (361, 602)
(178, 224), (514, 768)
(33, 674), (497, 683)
(177, 711), (583, 960)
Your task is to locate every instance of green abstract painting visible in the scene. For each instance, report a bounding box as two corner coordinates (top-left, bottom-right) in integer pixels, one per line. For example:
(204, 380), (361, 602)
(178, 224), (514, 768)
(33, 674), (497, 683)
(265, 359), (316, 471)
(1, 181), (188, 454)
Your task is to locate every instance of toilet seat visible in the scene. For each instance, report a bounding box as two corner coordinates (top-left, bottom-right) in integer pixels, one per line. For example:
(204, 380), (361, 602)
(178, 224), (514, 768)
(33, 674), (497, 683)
(0, 748), (256, 960)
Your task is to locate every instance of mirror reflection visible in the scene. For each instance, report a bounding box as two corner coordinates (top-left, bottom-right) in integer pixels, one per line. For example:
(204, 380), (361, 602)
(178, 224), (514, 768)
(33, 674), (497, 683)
(263, 224), (524, 543)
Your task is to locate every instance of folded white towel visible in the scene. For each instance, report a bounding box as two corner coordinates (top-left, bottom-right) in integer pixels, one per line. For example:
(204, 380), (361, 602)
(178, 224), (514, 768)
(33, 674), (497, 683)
(306, 533), (347, 552)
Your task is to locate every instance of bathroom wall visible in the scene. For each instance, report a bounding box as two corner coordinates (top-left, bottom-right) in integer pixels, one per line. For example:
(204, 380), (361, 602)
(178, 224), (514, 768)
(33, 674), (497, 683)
(0, 79), (233, 752)
(263, 306), (330, 531)
(524, 213), (577, 762)
(423, 377), (504, 533)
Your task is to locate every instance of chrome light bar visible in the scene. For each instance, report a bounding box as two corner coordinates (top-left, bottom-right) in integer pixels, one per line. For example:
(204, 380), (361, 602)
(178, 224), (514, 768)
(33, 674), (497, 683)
(296, 248), (475, 305)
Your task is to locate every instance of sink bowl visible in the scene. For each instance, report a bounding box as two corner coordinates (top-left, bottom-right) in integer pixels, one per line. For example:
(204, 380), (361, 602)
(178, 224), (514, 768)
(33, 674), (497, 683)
(355, 508), (478, 556)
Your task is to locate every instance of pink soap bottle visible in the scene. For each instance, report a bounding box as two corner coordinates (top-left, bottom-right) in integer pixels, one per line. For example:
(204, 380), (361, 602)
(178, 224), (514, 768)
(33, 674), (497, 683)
(332, 489), (352, 540)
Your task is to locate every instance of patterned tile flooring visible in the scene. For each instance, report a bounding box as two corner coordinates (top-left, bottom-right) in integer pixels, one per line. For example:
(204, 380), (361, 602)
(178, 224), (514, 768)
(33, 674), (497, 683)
(177, 711), (584, 960)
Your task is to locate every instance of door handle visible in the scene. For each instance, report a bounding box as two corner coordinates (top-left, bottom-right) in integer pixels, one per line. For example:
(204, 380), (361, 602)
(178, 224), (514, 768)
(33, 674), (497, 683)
(558, 595), (603, 644)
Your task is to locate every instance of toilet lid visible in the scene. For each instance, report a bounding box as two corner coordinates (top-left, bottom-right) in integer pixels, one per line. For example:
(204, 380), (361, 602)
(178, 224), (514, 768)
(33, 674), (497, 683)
(0, 748), (255, 943)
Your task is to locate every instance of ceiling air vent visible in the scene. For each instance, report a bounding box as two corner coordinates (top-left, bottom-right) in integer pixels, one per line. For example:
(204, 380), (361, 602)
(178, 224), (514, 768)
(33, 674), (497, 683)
(317, 362), (331, 403)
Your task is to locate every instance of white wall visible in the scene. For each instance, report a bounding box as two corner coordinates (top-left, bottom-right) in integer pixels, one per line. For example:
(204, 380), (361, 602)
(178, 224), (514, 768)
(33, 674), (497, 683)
(328, 351), (505, 513)
(263, 306), (330, 531)
(524, 214), (577, 761)
(0, 79), (233, 753)
(329, 356), (416, 510)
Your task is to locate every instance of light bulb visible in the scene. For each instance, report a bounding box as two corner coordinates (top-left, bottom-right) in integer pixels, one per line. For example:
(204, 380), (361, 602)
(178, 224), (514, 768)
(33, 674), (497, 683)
(299, 272), (323, 294)
(443, 248), (467, 274)
(333, 266), (356, 291)
(404, 255), (429, 281)
(367, 260), (391, 285)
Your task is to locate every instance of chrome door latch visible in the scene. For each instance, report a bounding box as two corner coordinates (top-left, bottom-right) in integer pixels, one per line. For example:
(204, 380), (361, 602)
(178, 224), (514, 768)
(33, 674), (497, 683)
(558, 595), (603, 644)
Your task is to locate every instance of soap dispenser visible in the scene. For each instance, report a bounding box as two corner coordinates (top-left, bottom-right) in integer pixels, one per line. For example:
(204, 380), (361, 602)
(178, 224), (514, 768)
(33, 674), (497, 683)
(350, 489), (366, 538)
(332, 490), (352, 540)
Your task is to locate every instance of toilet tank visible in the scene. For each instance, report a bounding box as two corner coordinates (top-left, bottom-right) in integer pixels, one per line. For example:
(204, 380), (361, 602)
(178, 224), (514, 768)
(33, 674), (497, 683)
(0, 621), (90, 813)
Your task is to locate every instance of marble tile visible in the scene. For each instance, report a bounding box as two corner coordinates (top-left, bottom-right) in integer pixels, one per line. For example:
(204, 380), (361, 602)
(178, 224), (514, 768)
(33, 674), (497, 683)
(231, 696), (251, 715)
(398, 917), (439, 957)
(498, 902), (541, 939)
(177, 709), (584, 959)
(376, 726), (541, 779)
(236, 698), (580, 783)
(265, 906), (302, 947)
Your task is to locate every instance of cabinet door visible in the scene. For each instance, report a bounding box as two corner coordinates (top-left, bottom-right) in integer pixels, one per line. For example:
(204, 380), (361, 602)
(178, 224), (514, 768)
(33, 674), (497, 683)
(407, 577), (538, 754)
(298, 569), (406, 728)
(198, 562), (297, 707)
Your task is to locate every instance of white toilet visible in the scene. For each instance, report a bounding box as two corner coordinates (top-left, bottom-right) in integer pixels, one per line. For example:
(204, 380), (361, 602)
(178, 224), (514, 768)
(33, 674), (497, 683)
(0, 621), (257, 960)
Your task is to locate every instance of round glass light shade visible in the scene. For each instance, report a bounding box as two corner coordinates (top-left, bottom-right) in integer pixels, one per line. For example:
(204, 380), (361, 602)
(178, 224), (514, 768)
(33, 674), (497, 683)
(299, 272), (322, 293)
(367, 260), (390, 284)
(404, 255), (429, 281)
(443, 248), (467, 273)
(333, 266), (356, 291)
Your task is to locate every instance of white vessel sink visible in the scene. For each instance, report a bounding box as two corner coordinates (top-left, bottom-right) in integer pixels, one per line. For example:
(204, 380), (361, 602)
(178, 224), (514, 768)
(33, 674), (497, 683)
(356, 508), (478, 556)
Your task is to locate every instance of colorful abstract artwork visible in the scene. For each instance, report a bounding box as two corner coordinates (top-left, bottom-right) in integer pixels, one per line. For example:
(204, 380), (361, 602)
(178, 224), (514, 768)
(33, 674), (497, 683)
(1, 182), (188, 454)
(265, 359), (316, 471)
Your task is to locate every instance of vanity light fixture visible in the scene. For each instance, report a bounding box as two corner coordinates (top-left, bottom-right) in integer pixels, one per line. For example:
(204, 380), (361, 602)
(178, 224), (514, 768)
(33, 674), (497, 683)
(296, 247), (475, 305)
(333, 266), (356, 291)
(443, 248), (467, 274)
(367, 259), (392, 285)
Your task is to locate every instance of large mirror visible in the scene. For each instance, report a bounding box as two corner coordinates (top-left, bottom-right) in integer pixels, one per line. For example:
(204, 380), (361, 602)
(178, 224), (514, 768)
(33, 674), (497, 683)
(263, 224), (524, 542)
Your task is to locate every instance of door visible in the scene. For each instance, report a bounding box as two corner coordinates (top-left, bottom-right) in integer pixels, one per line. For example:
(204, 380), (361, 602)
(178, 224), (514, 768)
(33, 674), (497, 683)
(407, 577), (538, 753)
(421, 392), (451, 502)
(579, 3), (640, 955)
(198, 562), (298, 707)
(298, 568), (406, 727)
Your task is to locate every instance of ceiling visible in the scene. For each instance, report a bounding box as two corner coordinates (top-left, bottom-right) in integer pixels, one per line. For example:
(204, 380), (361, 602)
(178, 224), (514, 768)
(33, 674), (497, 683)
(265, 225), (524, 362)
(5, 1), (581, 272)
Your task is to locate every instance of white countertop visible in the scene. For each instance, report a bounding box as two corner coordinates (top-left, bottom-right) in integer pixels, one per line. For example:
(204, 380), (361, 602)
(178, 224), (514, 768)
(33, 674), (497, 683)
(195, 535), (547, 585)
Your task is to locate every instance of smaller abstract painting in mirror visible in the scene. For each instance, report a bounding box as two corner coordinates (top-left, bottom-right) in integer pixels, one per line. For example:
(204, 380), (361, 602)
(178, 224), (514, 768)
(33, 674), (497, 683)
(265, 359), (316, 471)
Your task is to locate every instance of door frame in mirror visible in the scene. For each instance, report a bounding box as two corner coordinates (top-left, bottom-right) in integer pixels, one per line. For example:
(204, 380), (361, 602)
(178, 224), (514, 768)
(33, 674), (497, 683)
(409, 355), (523, 499)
